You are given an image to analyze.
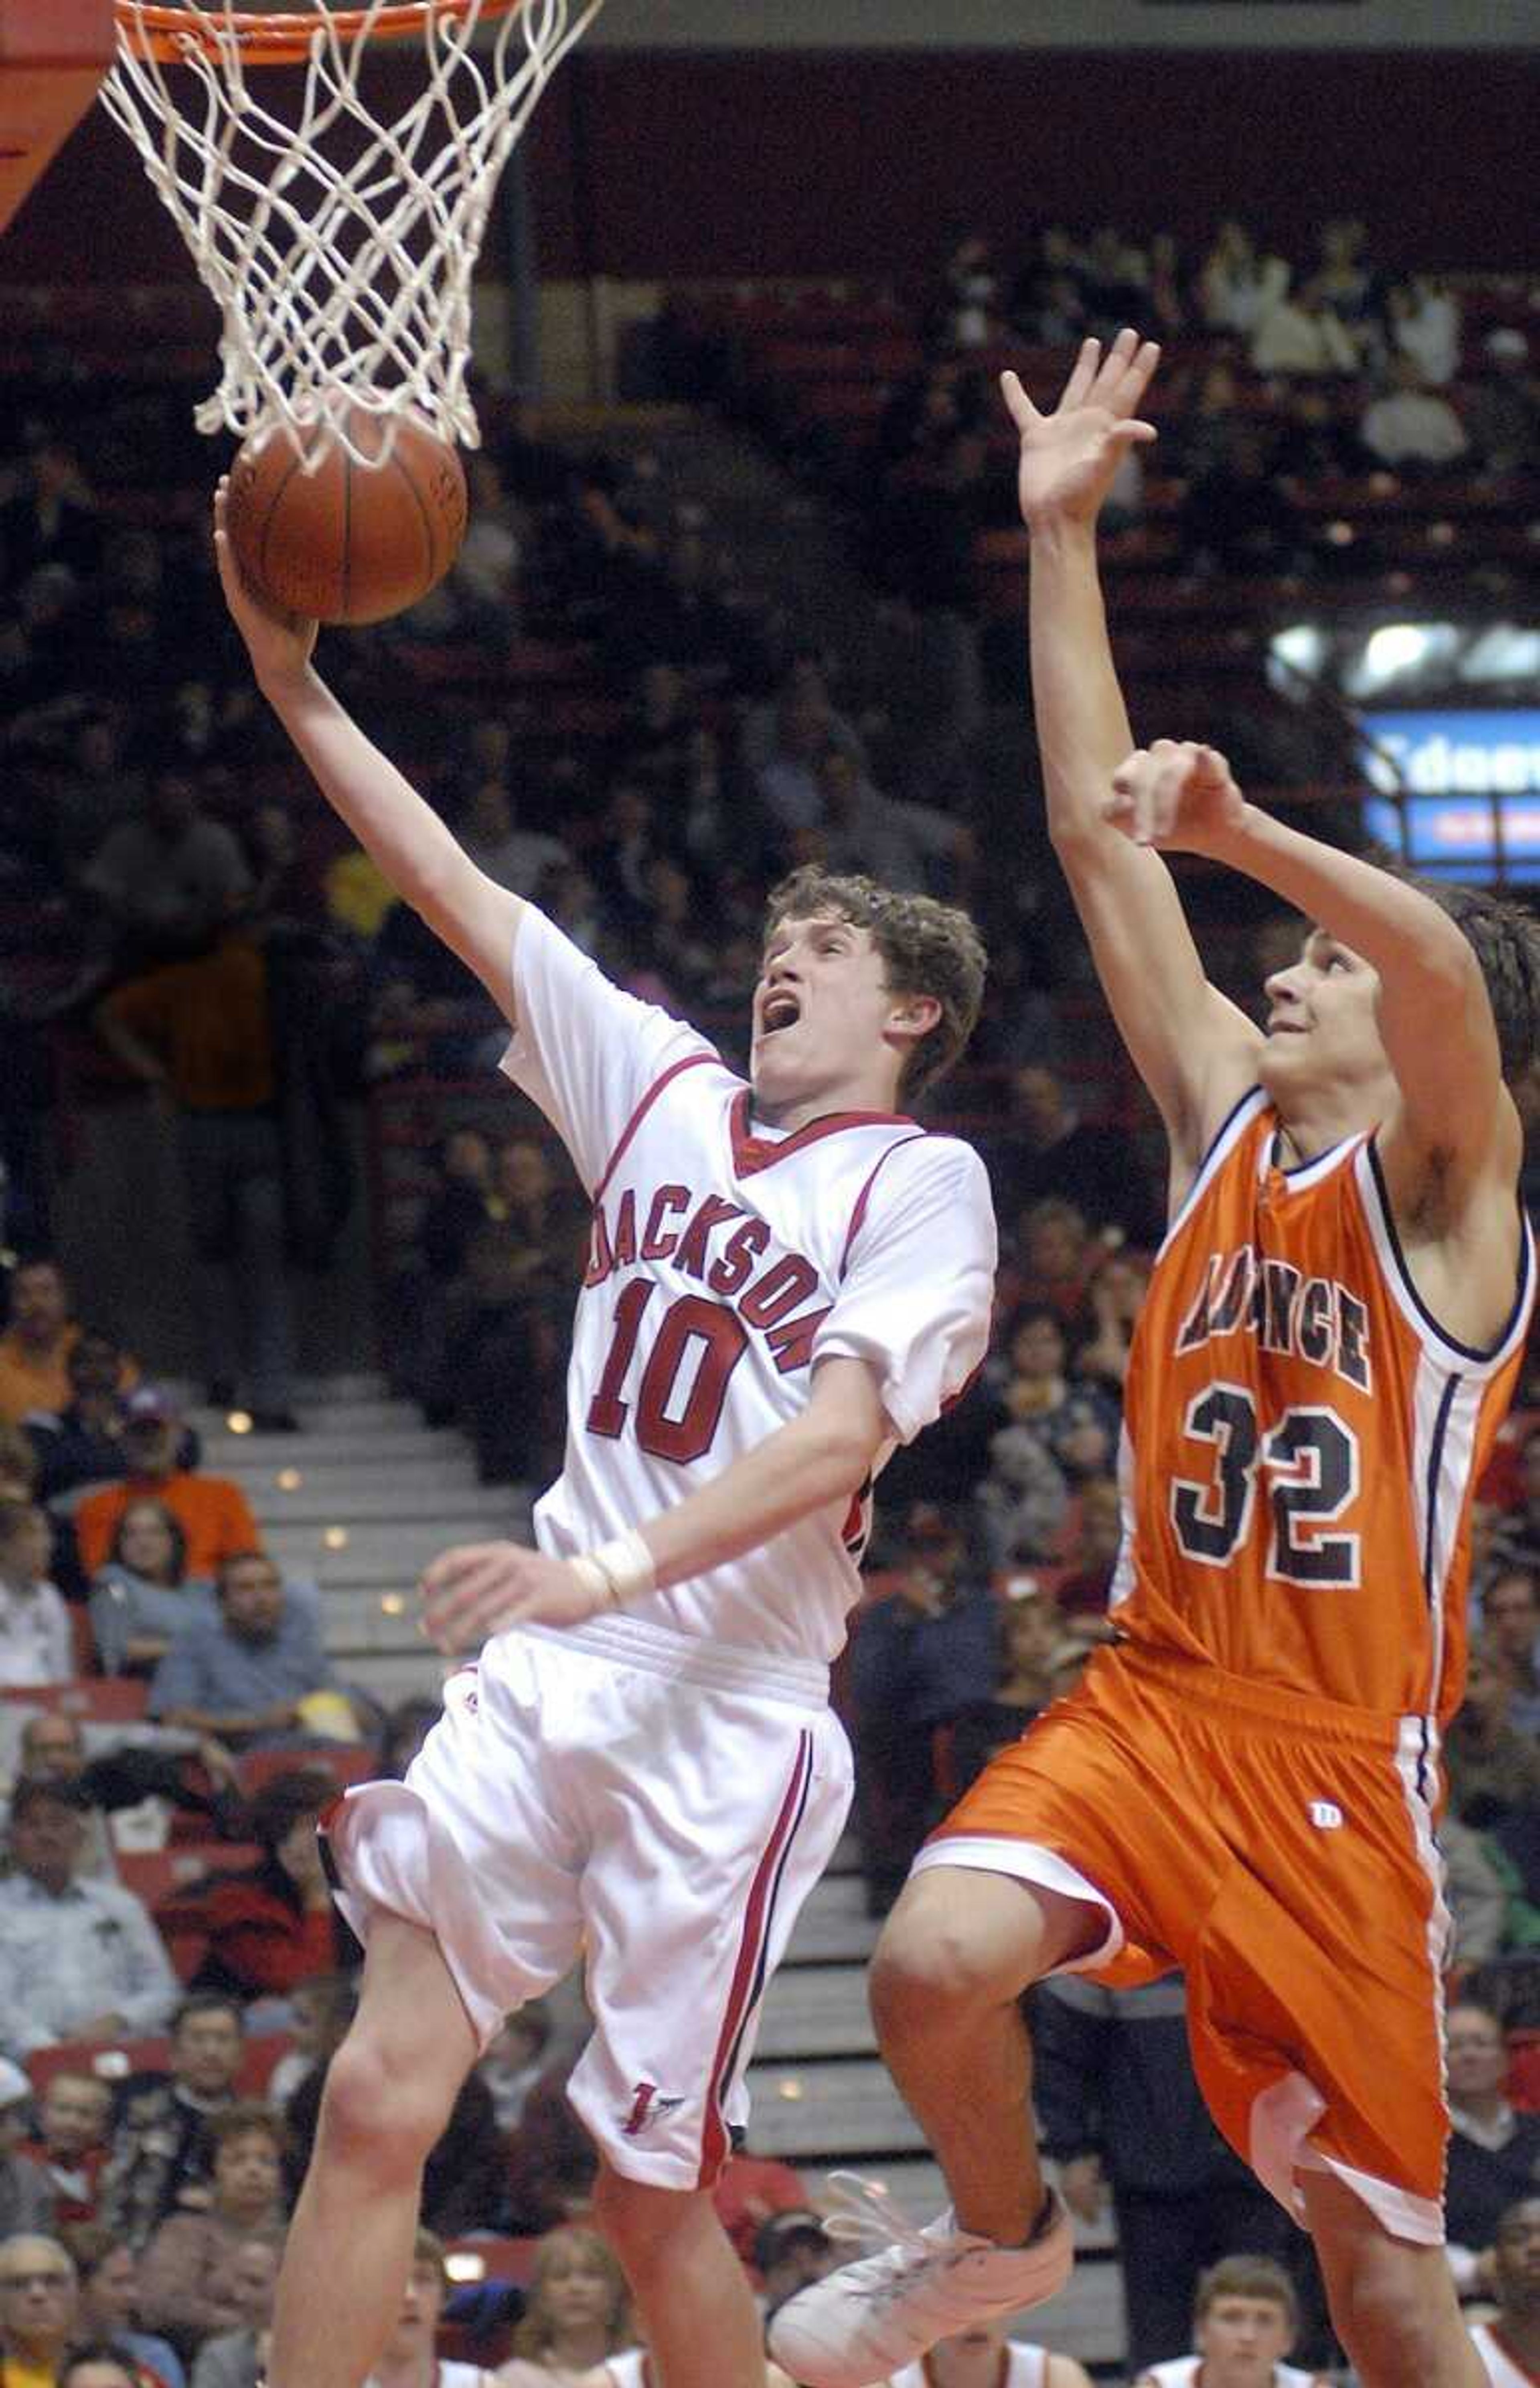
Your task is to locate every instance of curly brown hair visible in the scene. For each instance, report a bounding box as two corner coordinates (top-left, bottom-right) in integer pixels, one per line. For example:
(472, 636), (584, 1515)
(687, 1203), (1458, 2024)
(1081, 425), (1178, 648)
(762, 866), (987, 1103)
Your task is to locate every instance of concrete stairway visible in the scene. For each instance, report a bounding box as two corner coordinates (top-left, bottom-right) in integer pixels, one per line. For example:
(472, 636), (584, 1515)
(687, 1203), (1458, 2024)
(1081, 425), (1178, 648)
(193, 1372), (1124, 2376)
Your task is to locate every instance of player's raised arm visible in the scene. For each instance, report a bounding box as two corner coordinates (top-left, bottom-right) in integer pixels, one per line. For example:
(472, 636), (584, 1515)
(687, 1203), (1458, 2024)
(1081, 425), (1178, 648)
(1008, 333), (1263, 1181)
(1108, 739), (1525, 1246)
(213, 481), (524, 1021)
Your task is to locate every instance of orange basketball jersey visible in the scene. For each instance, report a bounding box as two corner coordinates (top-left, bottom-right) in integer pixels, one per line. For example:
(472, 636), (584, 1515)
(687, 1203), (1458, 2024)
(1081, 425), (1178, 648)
(1111, 1089), (1534, 1729)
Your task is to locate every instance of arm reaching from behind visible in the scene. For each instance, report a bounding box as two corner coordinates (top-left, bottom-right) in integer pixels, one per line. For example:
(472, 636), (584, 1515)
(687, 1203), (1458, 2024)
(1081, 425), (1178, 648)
(213, 481), (523, 1018)
(1009, 333), (1263, 1188)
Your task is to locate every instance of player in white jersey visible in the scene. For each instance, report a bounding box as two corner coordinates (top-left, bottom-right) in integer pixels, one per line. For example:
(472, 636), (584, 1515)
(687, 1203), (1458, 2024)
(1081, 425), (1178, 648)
(213, 491), (995, 2388)
(886, 2316), (1092, 2388)
(1470, 2197), (1540, 2386)
(1130, 2256), (1329, 2388)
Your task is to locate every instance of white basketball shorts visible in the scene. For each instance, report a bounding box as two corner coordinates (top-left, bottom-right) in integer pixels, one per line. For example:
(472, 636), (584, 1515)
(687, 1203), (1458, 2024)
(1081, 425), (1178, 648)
(323, 1609), (853, 2189)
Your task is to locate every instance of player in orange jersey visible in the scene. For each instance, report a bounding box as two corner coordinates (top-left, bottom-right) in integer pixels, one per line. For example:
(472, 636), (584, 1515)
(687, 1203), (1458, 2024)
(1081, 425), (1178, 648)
(770, 332), (1540, 2388)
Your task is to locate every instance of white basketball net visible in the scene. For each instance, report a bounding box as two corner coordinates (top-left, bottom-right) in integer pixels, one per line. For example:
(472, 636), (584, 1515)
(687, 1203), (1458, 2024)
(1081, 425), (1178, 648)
(101, 0), (604, 461)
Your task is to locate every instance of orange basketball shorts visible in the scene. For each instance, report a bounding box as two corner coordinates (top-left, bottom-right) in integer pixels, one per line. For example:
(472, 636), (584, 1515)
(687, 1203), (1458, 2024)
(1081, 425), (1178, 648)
(917, 1641), (1451, 2241)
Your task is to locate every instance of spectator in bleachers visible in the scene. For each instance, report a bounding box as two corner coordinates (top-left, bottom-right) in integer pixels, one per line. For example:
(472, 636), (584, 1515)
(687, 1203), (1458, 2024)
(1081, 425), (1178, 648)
(1440, 1814), (1511, 1972)
(803, 745), (973, 903)
(191, 1771), (358, 2002)
(5, 1717), (115, 1882)
(79, 769), (251, 974)
(848, 1501), (1001, 1917)
(975, 1416), (1071, 1575)
(1384, 274), (1461, 388)
(1131, 2252), (1329, 2388)
(1196, 220), (1288, 339)
(377, 1700), (441, 1786)
(0, 439), (100, 585)
(454, 781), (570, 905)
(1177, 427), (1309, 582)
(1471, 2196), (1540, 2386)
(753, 2209), (837, 2319)
(1249, 275), (1362, 378)
(476, 2005), (552, 2138)
(135, 2104), (286, 2359)
(1312, 216), (1377, 330)
(1479, 1565), (1540, 1737)
(149, 1554), (349, 1758)
(89, 1503), (217, 1683)
(753, 677), (863, 846)
(0, 2230), (80, 2388)
(1072, 1247), (1152, 1399)
(948, 1577), (1065, 1793)
(0, 2061), (53, 2238)
(58, 2345), (143, 2388)
(64, 2224), (187, 2388)
(987, 1063), (1163, 1250)
(0, 1501), (72, 1686)
(1445, 1637), (1540, 1826)
(1358, 355), (1469, 474)
(3, 1711), (241, 1882)
(494, 2224), (632, 2385)
(500, 2068), (598, 2239)
(1052, 1474), (1125, 1627)
(101, 1996), (246, 2251)
(1444, 2001), (1540, 2305)
(75, 1398), (260, 1588)
(1491, 1426), (1540, 1576)
(263, 1976), (356, 2120)
(0, 1262), (132, 1432)
(29, 1337), (197, 1510)
(186, 2232), (278, 2388)
(0, 1779), (179, 2059)
(23, 2076), (114, 2230)
(91, 911), (300, 1431)
(1034, 1979), (1319, 2378)
(901, 2315), (1094, 2388)
(1466, 329), (1540, 478)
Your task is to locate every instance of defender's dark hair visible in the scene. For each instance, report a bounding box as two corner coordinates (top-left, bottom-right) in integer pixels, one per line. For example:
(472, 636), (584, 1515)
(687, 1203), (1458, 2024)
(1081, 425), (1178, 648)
(762, 866), (987, 1103)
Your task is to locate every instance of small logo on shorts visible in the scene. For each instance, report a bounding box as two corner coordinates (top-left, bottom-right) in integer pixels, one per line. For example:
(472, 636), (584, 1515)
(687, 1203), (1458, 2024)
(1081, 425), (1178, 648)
(621, 2081), (686, 2137)
(1308, 1800), (1344, 1830)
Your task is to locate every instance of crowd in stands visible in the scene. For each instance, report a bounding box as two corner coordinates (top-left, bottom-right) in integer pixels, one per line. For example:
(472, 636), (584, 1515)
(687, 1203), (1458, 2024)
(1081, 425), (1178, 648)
(0, 209), (1538, 2382)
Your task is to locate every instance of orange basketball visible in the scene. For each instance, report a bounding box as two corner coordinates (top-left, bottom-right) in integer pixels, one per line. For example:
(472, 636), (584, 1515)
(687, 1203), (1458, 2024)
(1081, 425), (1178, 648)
(225, 408), (468, 627)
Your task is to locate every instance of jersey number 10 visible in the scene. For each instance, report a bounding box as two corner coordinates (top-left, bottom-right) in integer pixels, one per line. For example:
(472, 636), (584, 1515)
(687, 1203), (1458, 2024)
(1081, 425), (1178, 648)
(586, 1283), (748, 1464)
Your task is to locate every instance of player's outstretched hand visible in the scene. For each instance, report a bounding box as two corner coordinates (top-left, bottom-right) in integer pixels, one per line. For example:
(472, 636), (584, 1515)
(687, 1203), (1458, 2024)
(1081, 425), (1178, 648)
(212, 478), (317, 686)
(1106, 739), (1247, 853)
(419, 1539), (608, 1652)
(1001, 328), (1160, 532)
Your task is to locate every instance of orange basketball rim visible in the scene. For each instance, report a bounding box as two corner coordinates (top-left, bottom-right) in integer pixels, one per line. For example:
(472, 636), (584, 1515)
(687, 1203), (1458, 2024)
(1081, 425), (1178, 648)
(116, 0), (525, 67)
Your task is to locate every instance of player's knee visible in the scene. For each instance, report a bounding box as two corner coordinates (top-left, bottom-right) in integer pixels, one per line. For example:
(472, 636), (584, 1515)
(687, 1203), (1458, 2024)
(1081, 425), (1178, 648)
(591, 2164), (699, 2258)
(1331, 2248), (1445, 2367)
(318, 2029), (454, 2172)
(870, 1896), (1008, 2035)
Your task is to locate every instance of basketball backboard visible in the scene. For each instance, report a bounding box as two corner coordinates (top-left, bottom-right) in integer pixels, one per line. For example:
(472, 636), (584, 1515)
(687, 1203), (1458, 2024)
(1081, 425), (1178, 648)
(0, 0), (113, 238)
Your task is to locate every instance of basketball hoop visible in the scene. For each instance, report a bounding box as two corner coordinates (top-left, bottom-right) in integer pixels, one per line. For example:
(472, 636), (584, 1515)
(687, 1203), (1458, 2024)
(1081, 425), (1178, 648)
(101, 0), (604, 461)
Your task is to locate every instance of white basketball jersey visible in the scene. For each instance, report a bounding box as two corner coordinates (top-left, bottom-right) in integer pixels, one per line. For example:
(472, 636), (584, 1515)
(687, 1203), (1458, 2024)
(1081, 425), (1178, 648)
(888, 2347), (1047, 2388)
(501, 908), (996, 1663)
(1141, 2363), (1318, 2387)
(1472, 2322), (1540, 2387)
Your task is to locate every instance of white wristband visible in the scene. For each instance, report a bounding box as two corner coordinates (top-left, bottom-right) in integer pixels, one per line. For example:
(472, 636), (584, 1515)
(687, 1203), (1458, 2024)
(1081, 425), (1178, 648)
(590, 1528), (654, 1605)
(585, 1528), (657, 1610)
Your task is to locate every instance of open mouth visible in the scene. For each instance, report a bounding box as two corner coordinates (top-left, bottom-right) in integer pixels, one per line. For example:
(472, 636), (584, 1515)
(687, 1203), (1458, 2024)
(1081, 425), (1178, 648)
(761, 992), (802, 1036)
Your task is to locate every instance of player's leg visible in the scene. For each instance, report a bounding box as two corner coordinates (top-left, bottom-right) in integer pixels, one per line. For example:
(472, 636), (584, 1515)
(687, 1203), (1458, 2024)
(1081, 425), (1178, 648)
(269, 1913), (478, 2388)
(870, 1861), (1103, 2242)
(593, 2166), (766, 2388)
(1300, 2170), (1485, 2388)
